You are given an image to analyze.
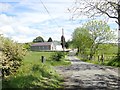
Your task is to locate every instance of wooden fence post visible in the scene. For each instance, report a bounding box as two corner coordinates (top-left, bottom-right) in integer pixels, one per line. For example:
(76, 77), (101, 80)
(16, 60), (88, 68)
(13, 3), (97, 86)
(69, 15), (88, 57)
(98, 55), (100, 63)
(41, 56), (46, 63)
(101, 54), (104, 63)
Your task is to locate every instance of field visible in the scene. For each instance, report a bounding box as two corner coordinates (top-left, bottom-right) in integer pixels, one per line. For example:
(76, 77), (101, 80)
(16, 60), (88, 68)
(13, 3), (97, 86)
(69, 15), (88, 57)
(78, 44), (119, 67)
(2, 51), (71, 89)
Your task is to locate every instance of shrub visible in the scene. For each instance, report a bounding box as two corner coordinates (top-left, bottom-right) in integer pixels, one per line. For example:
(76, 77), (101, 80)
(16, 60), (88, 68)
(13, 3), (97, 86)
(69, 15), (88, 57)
(2, 63), (62, 89)
(106, 56), (120, 67)
(50, 52), (65, 61)
(0, 35), (26, 77)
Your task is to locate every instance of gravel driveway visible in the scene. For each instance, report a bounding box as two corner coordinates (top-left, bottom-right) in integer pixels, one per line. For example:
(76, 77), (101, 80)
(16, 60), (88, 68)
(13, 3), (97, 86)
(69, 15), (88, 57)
(55, 56), (120, 90)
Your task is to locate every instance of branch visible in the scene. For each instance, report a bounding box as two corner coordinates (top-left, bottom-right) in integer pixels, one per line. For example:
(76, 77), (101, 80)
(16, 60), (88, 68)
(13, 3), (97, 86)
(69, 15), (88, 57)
(96, 7), (118, 19)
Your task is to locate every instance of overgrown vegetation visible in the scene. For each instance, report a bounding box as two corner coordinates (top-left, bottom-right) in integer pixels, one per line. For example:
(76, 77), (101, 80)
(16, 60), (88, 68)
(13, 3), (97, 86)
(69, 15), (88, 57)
(3, 62), (63, 89)
(50, 52), (65, 61)
(0, 35), (26, 78)
(49, 51), (71, 66)
(2, 51), (70, 89)
(71, 20), (119, 67)
(77, 44), (119, 67)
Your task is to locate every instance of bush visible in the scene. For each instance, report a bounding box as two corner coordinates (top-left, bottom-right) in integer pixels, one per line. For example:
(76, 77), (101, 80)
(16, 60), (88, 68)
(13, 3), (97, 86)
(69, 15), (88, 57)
(50, 52), (65, 61)
(0, 35), (26, 77)
(106, 56), (120, 67)
(2, 63), (63, 89)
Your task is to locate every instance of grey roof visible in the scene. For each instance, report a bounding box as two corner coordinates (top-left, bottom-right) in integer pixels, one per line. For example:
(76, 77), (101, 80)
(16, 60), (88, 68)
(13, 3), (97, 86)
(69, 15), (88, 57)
(31, 42), (53, 46)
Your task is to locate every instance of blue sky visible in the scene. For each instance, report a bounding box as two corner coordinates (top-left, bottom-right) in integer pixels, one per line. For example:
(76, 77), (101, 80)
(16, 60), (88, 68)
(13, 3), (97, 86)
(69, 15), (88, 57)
(0, 0), (118, 43)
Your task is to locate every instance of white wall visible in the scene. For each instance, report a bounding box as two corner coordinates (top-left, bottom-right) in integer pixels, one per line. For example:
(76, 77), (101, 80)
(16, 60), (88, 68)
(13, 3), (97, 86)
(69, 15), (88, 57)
(51, 43), (56, 50)
(56, 45), (63, 51)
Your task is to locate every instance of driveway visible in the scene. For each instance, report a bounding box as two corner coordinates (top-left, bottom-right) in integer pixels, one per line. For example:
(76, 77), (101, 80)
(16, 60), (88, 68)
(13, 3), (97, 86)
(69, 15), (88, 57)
(55, 56), (120, 90)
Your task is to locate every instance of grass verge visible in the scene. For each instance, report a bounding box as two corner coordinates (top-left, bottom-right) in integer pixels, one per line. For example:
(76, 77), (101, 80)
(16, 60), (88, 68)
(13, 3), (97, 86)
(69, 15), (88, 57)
(2, 51), (71, 89)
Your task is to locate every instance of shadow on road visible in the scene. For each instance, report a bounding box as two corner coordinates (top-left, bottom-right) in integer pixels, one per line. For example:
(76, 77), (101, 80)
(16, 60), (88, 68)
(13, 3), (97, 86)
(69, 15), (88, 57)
(55, 56), (120, 90)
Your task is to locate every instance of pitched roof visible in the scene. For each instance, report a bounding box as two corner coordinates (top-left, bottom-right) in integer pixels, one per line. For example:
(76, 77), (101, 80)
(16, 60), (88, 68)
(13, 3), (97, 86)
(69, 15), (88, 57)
(31, 42), (53, 46)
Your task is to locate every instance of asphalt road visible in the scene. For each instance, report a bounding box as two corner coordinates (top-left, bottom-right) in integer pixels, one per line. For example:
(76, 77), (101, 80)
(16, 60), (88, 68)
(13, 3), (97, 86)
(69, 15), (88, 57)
(55, 56), (120, 90)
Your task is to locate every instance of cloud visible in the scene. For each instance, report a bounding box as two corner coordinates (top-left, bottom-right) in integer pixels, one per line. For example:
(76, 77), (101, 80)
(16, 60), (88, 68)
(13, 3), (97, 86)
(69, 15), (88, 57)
(11, 35), (35, 43)
(0, 0), (117, 43)
(0, 25), (15, 35)
(0, 14), (15, 26)
(0, 3), (12, 12)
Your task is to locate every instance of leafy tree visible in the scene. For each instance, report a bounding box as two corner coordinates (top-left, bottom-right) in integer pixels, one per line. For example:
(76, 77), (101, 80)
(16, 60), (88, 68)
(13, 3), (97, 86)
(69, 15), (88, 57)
(23, 43), (31, 50)
(83, 20), (115, 60)
(65, 40), (73, 49)
(47, 37), (53, 42)
(0, 35), (26, 77)
(33, 36), (44, 43)
(65, 42), (69, 49)
(72, 20), (115, 60)
(69, 0), (120, 59)
(72, 27), (92, 55)
(61, 35), (65, 51)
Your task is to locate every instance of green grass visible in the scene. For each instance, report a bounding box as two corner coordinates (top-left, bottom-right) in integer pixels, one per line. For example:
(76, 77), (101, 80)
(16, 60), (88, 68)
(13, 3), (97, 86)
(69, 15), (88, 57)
(77, 54), (119, 67)
(3, 51), (71, 89)
(77, 44), (119, 67)
(23, 51), (71, 66)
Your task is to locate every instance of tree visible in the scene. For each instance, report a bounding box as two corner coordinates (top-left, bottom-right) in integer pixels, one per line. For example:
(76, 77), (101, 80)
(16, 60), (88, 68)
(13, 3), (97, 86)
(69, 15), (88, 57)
(70, 0), (120, 58)
(47, 37), (53, 42)
(72, 20), (115, 60)
(72, 27), (92, 55)
(23, 43), (31, 50)
(83, 20), (114, 60)
(61, 35), (65, 51)
(65, 41), (69, 49)
(33, 36), (44, 43)
(70, 0), (120, 30)
(65, 40), (73, 49)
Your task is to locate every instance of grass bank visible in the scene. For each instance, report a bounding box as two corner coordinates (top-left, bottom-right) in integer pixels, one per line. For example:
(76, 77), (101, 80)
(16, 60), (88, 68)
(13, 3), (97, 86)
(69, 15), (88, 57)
(77, 54), (119, 67)
(2, 51), (71, 89)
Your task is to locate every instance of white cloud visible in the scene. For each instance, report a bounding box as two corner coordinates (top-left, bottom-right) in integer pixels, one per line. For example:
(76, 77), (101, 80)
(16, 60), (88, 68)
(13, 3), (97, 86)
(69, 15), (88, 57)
(0, 14), (15, 26)
(0, 25), (15, 35)
(0, 12), (82, 43)
(16, 13), (51, 25)
(11, 35), (35, 43)
(0, 3), (12, 12)
(0, 0), (117, 43)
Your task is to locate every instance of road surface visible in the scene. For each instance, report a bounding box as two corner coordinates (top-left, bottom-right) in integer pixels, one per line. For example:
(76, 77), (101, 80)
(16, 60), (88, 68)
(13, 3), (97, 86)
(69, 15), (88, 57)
(55, 56), (120, 90)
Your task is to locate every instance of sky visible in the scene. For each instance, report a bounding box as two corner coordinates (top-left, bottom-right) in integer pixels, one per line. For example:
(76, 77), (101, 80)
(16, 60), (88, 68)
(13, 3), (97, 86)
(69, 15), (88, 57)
(0, 0), (118, 43)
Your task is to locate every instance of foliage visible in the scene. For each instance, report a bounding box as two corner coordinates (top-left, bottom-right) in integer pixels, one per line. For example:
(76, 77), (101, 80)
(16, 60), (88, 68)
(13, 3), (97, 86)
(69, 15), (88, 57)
(47, 37), (53, 42)
(105, 56), (120, 67)
(50, 52), (65, 61)
(72, 27), (92, 55)
(23, 43), (31, 50)
(70, 0), (120, 58)
(0, 35), (26, 77)
(77, 43), (119, 67)
(65, 40), (73, 49)
(83, 20), (115, 60)
(2, 51), (71, 89)
(33, 36), (44, 43)
(65, 42), (69, 49)
(2, 62), (63, 89)
(61, 35), (65, 49)
(72, 20), (115, 63)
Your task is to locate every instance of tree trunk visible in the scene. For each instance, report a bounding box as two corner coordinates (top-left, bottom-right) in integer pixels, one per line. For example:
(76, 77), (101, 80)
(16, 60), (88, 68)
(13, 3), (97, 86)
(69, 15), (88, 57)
(89, 53), (93, 60)
(117, 2), (120, 58)
(98, 55), (100, 62)
(76, 47), (80, 55)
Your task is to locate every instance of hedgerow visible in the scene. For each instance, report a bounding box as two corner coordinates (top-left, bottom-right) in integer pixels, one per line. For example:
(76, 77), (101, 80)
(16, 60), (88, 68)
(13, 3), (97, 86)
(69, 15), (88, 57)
(0, 35), (26, 77)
